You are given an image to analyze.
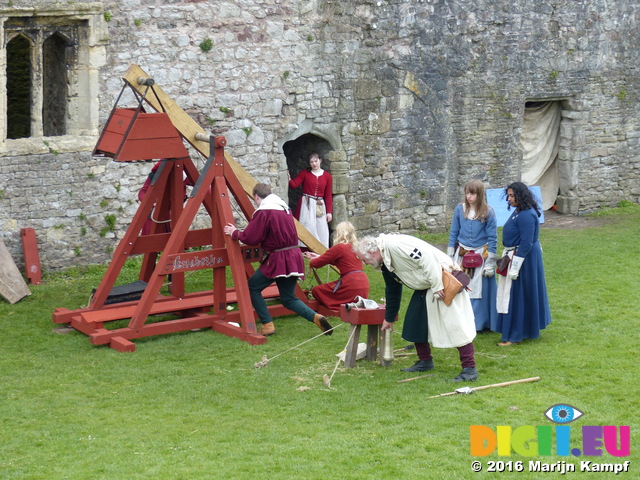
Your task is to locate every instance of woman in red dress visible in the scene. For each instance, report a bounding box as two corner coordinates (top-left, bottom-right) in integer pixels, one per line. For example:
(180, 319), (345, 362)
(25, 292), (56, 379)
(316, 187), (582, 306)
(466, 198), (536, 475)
(288, 152), (333, 247)
(304, 222), (370, 310)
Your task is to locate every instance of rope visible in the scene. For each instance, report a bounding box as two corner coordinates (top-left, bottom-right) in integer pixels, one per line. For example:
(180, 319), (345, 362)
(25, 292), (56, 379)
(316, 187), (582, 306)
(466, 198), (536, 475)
(476, 351), (507, 359)
(254, 322), (345, 368)
(149, 205), (172, 224)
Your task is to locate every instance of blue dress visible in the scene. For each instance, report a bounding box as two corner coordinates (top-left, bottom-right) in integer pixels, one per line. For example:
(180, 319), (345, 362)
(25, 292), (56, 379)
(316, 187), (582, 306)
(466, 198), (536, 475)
(495, 207), (552, 342)
(448, 204), (498, 332)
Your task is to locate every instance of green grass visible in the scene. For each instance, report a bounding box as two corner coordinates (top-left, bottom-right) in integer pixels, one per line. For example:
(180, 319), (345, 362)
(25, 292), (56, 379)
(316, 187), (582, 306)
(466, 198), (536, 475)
(1, 209), (638, 479)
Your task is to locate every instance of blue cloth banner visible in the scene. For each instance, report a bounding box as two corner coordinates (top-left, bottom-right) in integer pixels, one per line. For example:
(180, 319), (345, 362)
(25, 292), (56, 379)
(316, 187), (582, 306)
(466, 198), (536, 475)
(486, 186), (545, 227)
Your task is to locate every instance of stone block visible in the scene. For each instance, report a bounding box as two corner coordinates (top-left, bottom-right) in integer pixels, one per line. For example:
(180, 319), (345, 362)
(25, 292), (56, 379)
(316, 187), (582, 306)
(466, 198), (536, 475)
(333, 175), (350, 195)
(555, 196), (580, 215)
(351, 216), (372, 231)
(589, 147), (608, 157)
(354, 79), (381, 100)
(327, 150), (347, 162)
(331, 195), (347, 224)
(364, 199), (380, 215)
(366, 113), (391, 134)
(329, 161), (349, 174)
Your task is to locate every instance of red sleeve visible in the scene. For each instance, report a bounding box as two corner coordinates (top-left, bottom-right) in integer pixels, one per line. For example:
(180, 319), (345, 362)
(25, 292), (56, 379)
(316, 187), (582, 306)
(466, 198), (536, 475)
(288, 170), (306, 189)
(323, 172), (333, 214)
(309, 244), (341, 269)
(237, 211), (268, 245)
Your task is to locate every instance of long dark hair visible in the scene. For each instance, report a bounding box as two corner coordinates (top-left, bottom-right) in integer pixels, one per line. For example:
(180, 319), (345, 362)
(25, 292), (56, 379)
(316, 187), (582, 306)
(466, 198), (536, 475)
(506, 181), (541, 217)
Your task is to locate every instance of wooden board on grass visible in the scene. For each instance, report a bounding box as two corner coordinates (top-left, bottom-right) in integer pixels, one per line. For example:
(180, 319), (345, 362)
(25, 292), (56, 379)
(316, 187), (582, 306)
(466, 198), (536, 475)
(0, 239), (31, 304)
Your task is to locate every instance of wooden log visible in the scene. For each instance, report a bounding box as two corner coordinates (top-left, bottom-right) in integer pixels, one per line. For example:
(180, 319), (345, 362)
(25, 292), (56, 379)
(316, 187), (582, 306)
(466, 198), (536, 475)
(0, 239), (31, 304)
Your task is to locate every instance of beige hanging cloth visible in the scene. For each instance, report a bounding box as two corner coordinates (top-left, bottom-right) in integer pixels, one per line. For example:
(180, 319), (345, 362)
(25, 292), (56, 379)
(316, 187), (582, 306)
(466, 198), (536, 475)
(521, 102), (561, 210)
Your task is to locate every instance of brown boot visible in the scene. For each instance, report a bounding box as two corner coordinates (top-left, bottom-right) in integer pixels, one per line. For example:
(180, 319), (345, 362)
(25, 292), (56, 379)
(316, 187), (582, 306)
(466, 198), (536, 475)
(313, 314), (333, 335)
(258, 322), (275, 336)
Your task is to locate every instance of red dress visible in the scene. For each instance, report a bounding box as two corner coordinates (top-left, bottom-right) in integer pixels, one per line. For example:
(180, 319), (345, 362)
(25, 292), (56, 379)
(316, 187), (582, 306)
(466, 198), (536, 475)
(309, 243), (370, 310)
(288, 169), (333, 219)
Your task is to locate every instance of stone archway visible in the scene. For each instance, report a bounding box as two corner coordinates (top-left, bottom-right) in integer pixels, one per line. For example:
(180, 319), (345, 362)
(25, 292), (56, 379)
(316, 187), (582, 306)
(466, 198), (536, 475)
(277, 121), (349, 232)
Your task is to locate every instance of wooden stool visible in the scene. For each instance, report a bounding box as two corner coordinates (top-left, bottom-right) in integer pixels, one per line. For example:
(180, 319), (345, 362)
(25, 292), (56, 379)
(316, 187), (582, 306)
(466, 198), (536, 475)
(339, 305), (392, 368)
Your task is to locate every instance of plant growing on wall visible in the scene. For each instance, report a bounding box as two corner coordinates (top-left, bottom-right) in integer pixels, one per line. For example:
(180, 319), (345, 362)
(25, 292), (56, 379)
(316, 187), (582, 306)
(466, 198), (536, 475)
(100, 214), (117, 237)
(199, 38), (213, 52)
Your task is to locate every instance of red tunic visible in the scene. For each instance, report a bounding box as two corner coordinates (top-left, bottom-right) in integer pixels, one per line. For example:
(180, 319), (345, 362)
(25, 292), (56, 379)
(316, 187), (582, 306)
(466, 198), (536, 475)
(288, 169), (333, 219)
(233, 201), (305, 279)
(309, 243), (370, 310)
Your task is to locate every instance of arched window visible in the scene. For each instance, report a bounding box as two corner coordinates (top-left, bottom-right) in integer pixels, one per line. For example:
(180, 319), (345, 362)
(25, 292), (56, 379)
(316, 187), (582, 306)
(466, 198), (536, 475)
(6, 34), (32, 139)
(43, 32), (70, 137)
(1, 8), (108, 147)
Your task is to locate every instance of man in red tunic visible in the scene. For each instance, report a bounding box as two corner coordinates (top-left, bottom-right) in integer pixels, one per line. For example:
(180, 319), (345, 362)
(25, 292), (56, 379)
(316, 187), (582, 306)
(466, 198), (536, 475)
(223, 183), (332, 336)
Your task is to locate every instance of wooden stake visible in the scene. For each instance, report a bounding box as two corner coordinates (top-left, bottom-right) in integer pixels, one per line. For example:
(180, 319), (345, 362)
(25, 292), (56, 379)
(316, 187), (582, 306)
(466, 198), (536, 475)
(397, 373), (434, 383)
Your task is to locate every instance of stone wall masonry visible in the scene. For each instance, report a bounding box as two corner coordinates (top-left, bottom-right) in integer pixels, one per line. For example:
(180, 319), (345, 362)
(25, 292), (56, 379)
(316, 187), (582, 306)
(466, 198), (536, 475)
(1, 0), (639, 272)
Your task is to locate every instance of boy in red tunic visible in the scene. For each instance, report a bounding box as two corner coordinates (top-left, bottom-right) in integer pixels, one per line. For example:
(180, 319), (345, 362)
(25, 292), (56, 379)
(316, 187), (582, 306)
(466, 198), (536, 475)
(223, 183), (332, 336)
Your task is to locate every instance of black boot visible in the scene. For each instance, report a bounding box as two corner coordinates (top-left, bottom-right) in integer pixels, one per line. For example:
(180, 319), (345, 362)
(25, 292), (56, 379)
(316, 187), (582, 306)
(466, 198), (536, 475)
(401, 359), (434, 372)
(452, 367), (478, 382)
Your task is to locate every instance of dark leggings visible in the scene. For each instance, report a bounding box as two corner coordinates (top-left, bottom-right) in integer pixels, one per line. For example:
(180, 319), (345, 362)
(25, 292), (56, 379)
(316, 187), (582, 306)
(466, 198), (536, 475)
(415, 342), (476, 368)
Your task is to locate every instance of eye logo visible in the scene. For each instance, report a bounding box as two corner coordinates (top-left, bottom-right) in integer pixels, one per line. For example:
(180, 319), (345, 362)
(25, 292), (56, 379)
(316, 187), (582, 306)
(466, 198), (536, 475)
(544, 404), (584, 424)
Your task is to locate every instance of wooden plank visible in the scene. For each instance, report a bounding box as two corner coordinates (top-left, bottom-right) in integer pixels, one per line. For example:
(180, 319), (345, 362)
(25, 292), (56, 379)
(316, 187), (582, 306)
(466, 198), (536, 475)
(0, 239), (31, 304)
(121, 64), (327, 255)
(110, 337), (136, 353)
(80, 284), (281, 324)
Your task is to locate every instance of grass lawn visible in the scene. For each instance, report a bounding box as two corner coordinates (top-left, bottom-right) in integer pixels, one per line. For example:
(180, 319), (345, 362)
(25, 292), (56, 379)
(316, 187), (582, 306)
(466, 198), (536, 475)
(1, 207), (638, 479)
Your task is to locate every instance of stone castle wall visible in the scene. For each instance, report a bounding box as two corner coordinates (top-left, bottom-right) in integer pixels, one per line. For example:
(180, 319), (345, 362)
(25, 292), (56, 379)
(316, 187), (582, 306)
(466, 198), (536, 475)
(1, 0), (638, 271)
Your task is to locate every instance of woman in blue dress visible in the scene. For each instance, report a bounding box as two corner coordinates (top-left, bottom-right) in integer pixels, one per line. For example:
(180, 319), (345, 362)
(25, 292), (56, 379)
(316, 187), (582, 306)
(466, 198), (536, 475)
(495, 182), (552, 346)
(448, 180), (499, 333)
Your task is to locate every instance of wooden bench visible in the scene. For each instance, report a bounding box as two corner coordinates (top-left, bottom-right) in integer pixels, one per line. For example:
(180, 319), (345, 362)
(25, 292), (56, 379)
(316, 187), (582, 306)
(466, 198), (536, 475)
(339, 304), (392, 368)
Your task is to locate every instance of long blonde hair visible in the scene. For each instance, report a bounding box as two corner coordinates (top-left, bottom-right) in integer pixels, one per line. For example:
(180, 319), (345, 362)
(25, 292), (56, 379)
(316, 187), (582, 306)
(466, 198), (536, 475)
(334, 221), (358, 245)
(463, 179), (490, 222)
